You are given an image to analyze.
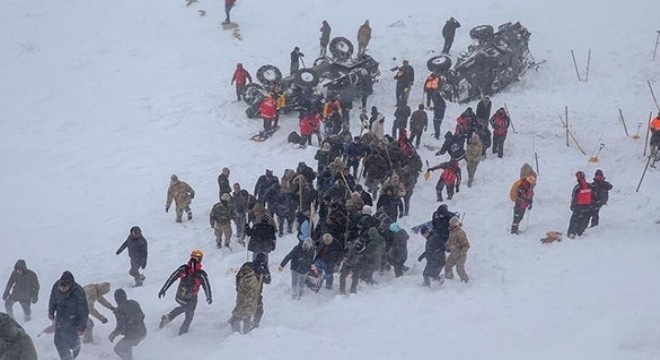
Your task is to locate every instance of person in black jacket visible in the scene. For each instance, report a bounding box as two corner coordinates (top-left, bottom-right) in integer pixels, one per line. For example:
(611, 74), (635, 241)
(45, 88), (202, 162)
(376, 188), (403, 222)
(274, 182), (297, 237)
(217, 167), (232, 200)
(108, 288), (146, 360)
(319, 21), (331, 57)
(436, 131), (466, 161)
(115, 226), (148, 287)
(418, 227), (447, 286)
(394, 60), (415, 106)
(589, 169), (613, 227)
(314, 233), (344, 290)
(0, 312), (38, 360)
(441, 17), (461, 54)
(245, 210), (277, 263)
(158, 250), (212, 336)
(385, 223), (409, 277)
(354, 184), (373, 207)
(278, 239), (315, 299)
(3, 259), (39, 321)
(290, 47), (304, 75)
(476, 96), (492, 122)
(431, 204), (459, 240)
(392, 102), (412, 138)
(431, 91), (446, 139)
(358, 69), (374, 109)
(48, 271), (89, 360)
(254, 170), (279, 204)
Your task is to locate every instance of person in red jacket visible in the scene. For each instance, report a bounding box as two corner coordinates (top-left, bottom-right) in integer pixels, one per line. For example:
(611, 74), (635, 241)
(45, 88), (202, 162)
(223, 0), (236, 25)
(511, 176), (535, 234)
(567, 171), (593, 239)
(299, 114), (312, 146)
(490, 107), (510, 158)
(259, 94), (277, 132)
(428, 160), (461, 202)
(231, 63), (252, 102)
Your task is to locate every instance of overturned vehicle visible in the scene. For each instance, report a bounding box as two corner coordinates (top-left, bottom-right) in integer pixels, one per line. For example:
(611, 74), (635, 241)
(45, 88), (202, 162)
(427, 22), (538, 103)
(241, 37), (380, 118)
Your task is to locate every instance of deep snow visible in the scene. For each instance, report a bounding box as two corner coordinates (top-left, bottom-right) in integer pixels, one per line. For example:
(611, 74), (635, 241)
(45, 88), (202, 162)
(1, 0), (660, 359)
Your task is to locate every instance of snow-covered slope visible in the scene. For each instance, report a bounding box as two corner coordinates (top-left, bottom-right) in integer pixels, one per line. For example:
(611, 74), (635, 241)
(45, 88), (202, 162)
(1, 0), (659, 359)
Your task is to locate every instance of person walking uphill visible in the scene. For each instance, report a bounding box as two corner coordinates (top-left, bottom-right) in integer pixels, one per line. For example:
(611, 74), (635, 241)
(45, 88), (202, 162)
(357, 20), (372, 56)
(158, 250), (212, 335)
(444, 216), (470, 283)
(48, 271), (89, 360)
(278, 239), (315, 300)
(567, 171), (593, 239)
(409, 104), (428, 148)
(82, 282), (115, 344)
(442, 17), (461, 54)
(3, 259), (39, 322)
(108, 288), (146, 360)
(115, 226), (148, 287)
(465, 133), (483, 188)
(231, 63), (251, 102)
(210, 193), (236, 248)
(166, 174), (195, 223)
(418, 227), (446, 287)
(319, 20), (331, 57)
(223, 0), (236, 25)
(490, 107), (510, 158)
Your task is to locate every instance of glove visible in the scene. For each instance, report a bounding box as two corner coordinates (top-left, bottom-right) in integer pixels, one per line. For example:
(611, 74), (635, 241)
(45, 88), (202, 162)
(165, 206), (170, 213)
(108, 333), (117, 343)
(115, 250), (121, 255)
(100, 316), (108, 324)
(206, 298), (213, 305)
(158, 290), (166, 299)
(417, 254), (424, 262)
(277, 266), (284, 273)
(2, 293), (8, 301)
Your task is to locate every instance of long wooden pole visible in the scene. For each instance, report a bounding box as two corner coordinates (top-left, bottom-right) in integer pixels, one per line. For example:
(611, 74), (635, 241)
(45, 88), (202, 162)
(653, 31), (660, 62)
(503, 103), (517, 133)
(570, 50), (582, 81)
(644, 111), (652, 156)
(565, 106), (569, 147)
(585, 49), (591, 82)
(636, 155), (652, 192)
(618, 109), (629, 136)
(648, 80), (660, 111)
(559, 115), (587, 155)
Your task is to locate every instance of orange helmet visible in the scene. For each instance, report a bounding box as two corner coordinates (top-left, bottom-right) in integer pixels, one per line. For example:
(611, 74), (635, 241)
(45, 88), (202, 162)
(190, 249), (204, 262)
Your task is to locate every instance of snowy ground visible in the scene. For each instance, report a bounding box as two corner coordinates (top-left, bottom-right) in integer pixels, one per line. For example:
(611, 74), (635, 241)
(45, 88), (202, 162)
(1, 0), (660, 359)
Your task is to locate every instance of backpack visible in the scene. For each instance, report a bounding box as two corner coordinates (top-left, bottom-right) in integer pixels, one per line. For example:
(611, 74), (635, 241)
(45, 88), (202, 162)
(288, 131), (302, 144)
(175, 269), (196, 304)
(441, 168), (457, 184)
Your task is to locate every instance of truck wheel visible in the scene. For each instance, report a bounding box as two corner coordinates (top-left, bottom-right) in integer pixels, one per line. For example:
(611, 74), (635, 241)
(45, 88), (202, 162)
(469, 25), (494, 42)
(293, 69), (319, 88)
(329, 37), (354, 62)
(256, 65), (282, 86)
(241, 83), (265, 105)
(427, 55), (452, 73)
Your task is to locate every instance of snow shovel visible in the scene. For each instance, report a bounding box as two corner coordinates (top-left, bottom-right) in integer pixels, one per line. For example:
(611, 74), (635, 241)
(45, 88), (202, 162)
(589, 143), (605, 163)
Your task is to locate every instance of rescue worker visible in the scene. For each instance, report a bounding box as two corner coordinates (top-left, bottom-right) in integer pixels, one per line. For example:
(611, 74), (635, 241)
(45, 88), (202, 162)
(48, 271), (89, 360)
(490, 107), (510, 158)
(82, 282), (115, 344)
(511, 176), (536, 234)
(108, 288), (146, 360)
(423, 73), (440, 108)
(259, 93), (278, 132)
(567, 171), (594, 239)
(357, 20), (372, 56)
(115, 226), (147, 287)
(230, 63), (252, 102)
(210, 193), (236, 248)
(444, 216), (470, 283)
(3, 259), (39, 322)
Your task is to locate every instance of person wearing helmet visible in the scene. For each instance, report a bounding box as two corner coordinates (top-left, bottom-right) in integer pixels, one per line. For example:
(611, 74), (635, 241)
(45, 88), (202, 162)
(165, 175), (195, 223)
(158, 250), (212, 335)
(115, 226), (147, 287)
(230, 63), (252, 102)
(511, 176), (536, 234)
(210, 193), (236, 248)
(567, 171), (594, 239)
(589, 169), (613, 228)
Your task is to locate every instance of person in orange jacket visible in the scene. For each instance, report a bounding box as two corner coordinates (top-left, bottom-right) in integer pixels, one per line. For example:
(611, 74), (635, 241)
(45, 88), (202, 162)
(258, 94), (277, 132)
(231, 63), (252, 102)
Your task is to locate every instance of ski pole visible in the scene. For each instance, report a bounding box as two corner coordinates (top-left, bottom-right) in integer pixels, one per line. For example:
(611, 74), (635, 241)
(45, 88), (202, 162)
(570, 49), (582, 81)
(644, 112), (652, 156)
(636, 155), (653, 192)
(585, 49), (591, 82)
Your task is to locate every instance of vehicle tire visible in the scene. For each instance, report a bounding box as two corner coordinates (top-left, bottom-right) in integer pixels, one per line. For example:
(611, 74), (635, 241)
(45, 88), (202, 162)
(427, 55), (452, 73)
(245, 103), (260, 119)
(293, 68), (319, 88)
(256, 64), (282, 86)
(313, 57), (332, 67)
(241, 83), (265, 105)
(329, 37), (354, 62)
(470, 25), (494, 42)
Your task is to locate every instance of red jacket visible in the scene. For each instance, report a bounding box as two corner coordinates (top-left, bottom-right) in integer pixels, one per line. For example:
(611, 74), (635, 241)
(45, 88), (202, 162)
(232, 68), (252, 87)
(225, 0), (235, 5)
(259, 96), (277, 120)
(572, 180), (593, 207)
(300, 116), (312, 136)
(515, 179), (534, 209)
(490, 111), (510, 136)
(309, 113), (321, 131)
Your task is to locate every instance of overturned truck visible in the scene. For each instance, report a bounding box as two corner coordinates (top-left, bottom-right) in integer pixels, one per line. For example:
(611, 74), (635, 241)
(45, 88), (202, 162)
(241, 37), (380, 118)
(427, 21), (538, 103)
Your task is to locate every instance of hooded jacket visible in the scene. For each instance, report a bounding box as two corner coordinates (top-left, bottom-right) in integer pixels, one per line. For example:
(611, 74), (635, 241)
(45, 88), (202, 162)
(3, 260), (39, 303)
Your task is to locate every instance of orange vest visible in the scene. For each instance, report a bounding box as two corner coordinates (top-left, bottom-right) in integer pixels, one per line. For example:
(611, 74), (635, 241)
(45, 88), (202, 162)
(424, 76), (440, 90)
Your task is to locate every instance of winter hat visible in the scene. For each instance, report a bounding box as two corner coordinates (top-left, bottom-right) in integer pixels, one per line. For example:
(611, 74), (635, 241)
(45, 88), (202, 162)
(114, 288), (127, 303)
(98, 282), (111, 295)
(265, 169), (273, 177)
(14, 259), (26, 271)
(418, 104), (425, 110)
(362, 205), (372, 215)
(222, 167), (230, 176)
(594, 169), (604, 180)
(59, 271), (74, 286)
(170, 174), (178, 182)
(130, 226), (142, 236)
(420, 226), (431, 235)
(575, 171), (585, 180)
(436, 204), (449, 216)
(449, 216), (461, 227)
(354, 184), (363, 192)
(221, 193), (231, 201)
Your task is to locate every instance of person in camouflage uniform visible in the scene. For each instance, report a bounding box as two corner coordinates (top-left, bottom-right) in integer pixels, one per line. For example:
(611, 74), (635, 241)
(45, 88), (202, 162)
(3, 259), (39, 322)
(210, 193), (236, 248)
(82, 282), (115, 344)
(165, 175), (195, 223)
(465, 133), (483, 188)
(444, 216), (470, 283)
(229, 262), (261, 334)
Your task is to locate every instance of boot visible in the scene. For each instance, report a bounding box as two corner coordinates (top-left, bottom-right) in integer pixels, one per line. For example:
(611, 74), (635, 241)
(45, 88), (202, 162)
(176, 217), (183, 223)
(178, 326), (189, 335)
(467, 179), (473, 188)
(187, 211), (193, 220)
(423, 276), (431, 287)
(511, 223), (519, 234)
(159, 315), (170, 328)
